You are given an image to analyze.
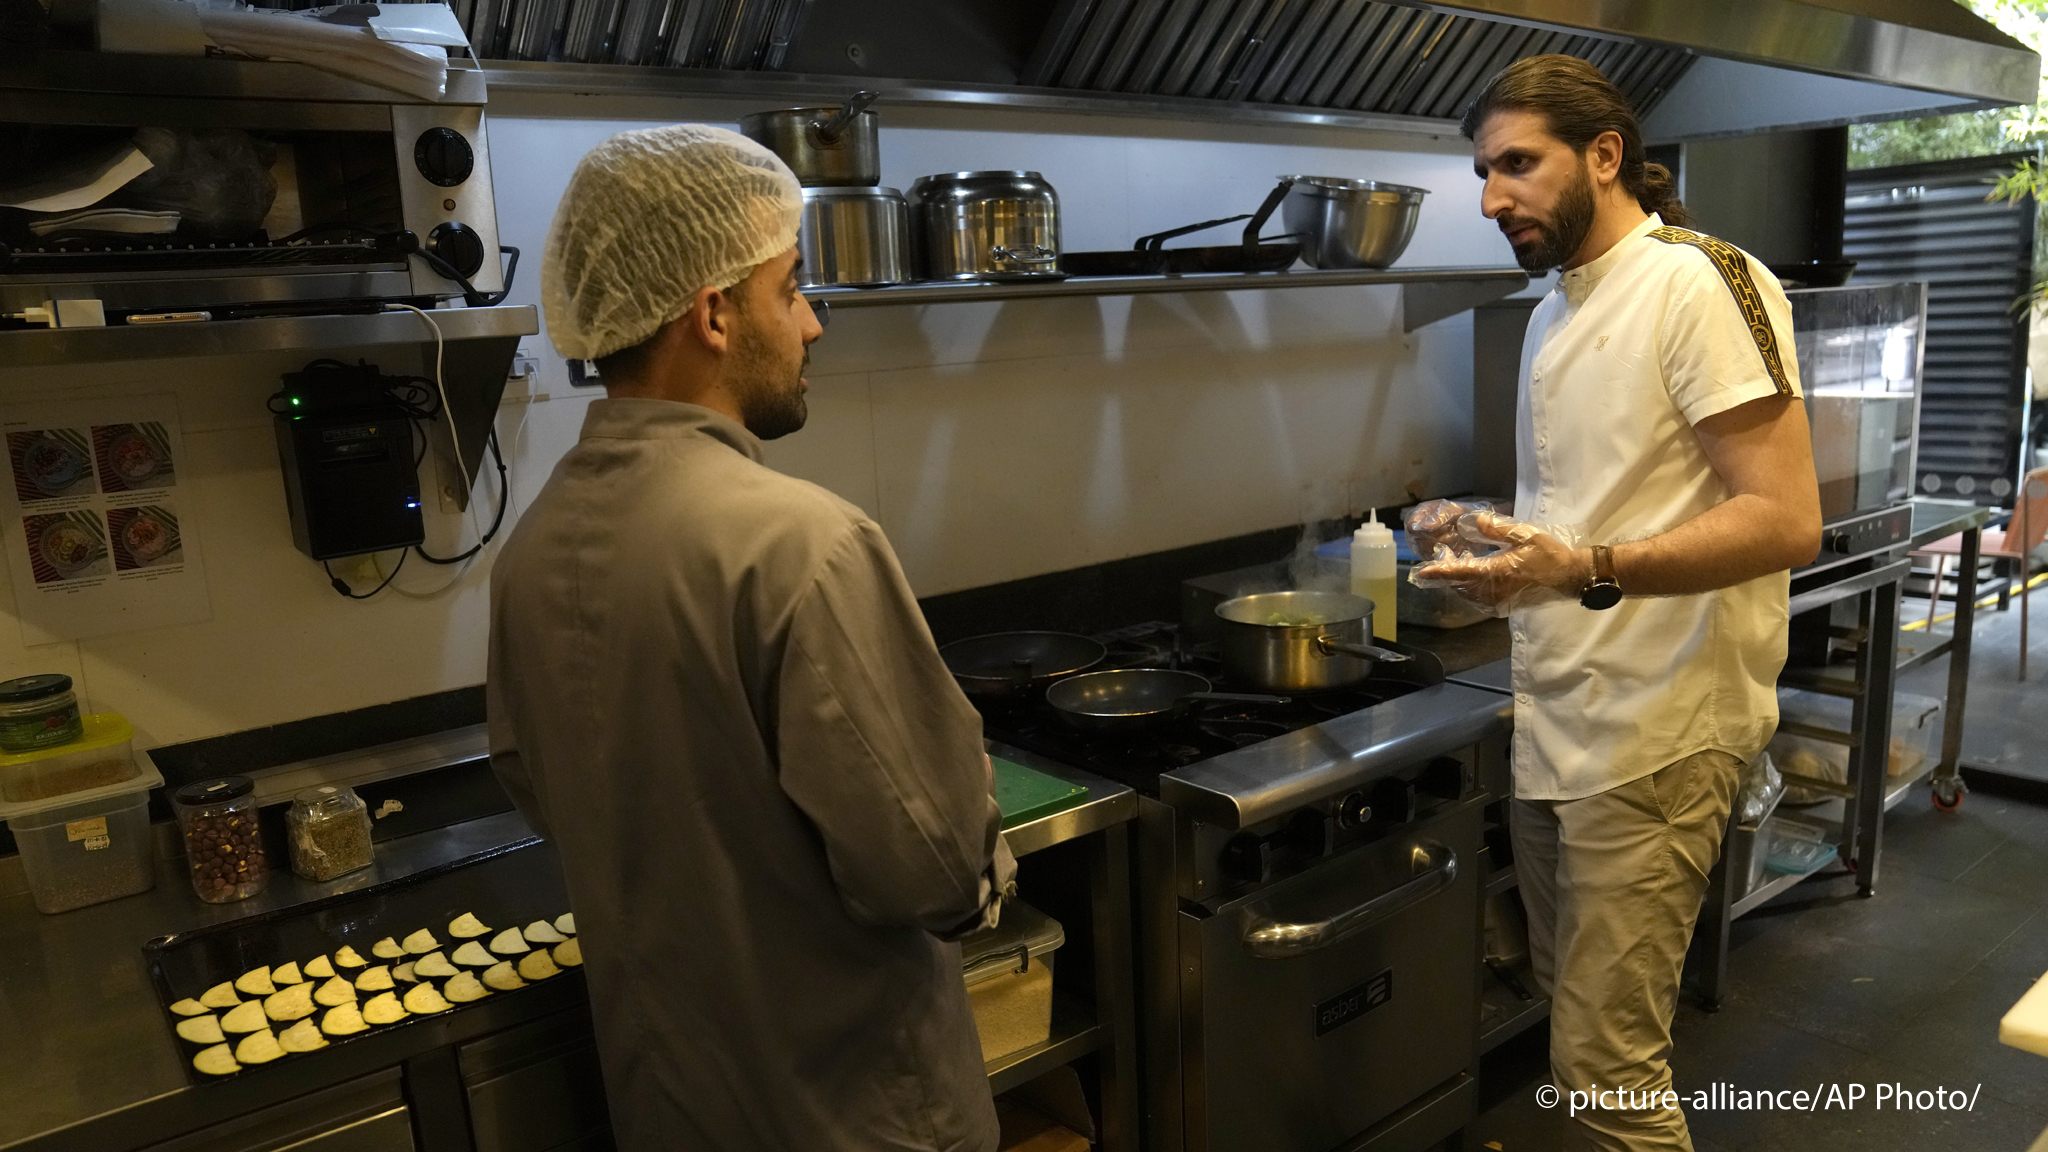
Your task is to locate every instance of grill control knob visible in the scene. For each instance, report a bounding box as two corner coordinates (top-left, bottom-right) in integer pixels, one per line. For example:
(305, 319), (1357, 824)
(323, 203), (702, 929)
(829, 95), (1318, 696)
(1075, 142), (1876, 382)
(414, 127), (474, 187)
(1421, 756), (1472, 800)
(427, 222), (486, 279)
(1826, 529), (1855, 554)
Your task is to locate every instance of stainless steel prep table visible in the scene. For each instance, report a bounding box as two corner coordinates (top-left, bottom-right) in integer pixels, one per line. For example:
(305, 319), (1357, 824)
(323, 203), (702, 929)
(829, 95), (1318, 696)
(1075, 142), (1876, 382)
(983, 750), (1139, 1152)
(0, 811), (594, 1152)
(1899, 498), (1995, 808)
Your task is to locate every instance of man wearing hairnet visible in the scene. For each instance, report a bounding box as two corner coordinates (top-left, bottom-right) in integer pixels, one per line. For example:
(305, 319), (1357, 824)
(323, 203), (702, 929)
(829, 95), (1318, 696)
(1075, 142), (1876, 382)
(487, 125), (1015, 1152)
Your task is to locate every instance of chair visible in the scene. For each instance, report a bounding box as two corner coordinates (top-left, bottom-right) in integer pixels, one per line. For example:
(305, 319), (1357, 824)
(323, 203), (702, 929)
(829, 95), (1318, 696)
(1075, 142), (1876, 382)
(1913, 466), (2048, 679)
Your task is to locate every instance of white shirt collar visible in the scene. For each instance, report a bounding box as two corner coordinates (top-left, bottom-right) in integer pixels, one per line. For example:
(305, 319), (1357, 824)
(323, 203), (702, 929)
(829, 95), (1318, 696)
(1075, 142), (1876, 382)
(1558, 212), (1663, 305)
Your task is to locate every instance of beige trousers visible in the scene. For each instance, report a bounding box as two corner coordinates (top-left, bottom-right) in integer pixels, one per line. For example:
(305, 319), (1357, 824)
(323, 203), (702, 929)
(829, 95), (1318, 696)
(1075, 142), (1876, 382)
(1511, 748), (1745, 1152)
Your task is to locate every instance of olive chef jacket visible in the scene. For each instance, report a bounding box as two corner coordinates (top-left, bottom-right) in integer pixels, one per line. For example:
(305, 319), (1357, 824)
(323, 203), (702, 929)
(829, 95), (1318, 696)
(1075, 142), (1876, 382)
(488, 397), (1014, 1152)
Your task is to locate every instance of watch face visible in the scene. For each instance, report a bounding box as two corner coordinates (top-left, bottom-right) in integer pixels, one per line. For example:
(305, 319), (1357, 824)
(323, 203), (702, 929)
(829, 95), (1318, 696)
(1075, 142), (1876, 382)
(1581, 582), (1624, 611)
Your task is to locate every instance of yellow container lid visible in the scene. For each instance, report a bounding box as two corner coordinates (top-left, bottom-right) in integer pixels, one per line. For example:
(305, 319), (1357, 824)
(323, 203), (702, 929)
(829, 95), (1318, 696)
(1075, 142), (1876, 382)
(0, 713), (134, 767)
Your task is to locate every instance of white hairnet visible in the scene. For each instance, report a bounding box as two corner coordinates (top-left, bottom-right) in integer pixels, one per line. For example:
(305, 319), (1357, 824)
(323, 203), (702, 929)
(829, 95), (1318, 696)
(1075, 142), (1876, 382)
(540, 124), (802, 362)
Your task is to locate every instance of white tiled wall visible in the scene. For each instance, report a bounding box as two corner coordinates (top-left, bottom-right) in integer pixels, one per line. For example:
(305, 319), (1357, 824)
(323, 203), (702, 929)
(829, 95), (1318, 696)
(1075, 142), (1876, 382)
(0, 98), (1516, 750)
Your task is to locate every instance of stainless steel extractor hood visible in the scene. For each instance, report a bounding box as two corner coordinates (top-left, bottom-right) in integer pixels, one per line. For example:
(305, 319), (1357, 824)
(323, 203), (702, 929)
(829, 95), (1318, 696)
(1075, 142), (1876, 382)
(1021, 0), (2039, 139)
(486, 0), (2039, 142)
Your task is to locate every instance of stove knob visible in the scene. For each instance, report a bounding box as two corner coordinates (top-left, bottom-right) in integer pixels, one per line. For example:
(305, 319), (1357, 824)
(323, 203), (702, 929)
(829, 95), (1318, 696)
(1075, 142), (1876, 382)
(1371, 778), (1417, 824)
(1421, 755), (1473, 800)
(1336, 791), (1372, 829)
(414, 127), (474, 187)
(1220, 834), (1268, 884)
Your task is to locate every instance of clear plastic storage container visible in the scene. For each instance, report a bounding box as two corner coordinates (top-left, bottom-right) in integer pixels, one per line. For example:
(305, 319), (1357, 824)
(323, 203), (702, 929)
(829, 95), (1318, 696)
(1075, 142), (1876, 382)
(1, 763), (161, 914)
(286, 784), (373, 881)
(1769, 688), (1942, 804)
(172, 775), (268, 903)
(0, 714), (137, 804)
(961, 899), (1065, 1063)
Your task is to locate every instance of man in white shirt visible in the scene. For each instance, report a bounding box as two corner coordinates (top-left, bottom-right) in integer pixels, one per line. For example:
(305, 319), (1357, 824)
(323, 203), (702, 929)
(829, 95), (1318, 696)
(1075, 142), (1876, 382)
(1420, 56), (1821, 1151)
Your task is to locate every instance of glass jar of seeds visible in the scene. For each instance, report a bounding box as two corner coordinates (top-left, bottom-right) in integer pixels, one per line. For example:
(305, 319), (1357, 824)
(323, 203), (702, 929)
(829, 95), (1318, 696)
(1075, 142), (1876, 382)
(285, 784), (373, 882)
(172, 775), (268, 903)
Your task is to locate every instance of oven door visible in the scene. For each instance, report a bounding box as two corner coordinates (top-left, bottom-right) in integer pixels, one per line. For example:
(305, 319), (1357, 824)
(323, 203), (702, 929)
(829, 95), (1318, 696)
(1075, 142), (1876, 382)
(1180, 799), (1480, 1152)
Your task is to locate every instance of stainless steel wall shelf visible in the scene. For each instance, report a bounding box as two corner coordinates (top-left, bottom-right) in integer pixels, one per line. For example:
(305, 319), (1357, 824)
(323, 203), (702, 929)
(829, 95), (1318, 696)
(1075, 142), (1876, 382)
(0, 305), (535, 367)
(810, 267), (1531, 333)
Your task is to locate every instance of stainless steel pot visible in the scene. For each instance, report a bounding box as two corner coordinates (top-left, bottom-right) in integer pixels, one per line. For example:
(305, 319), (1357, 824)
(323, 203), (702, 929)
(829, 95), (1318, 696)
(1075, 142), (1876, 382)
(1214, 590), (1408, 693)
(739, 91), (880, 187)
(1280, 176), (1427, 269)
(797, 186), (910, 287)
(907, 170), (1063, 282)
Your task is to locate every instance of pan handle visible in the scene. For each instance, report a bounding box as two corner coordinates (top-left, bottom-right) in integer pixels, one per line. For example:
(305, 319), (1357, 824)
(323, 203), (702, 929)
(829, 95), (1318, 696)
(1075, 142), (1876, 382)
(1240, 841), (1457, 958)
(1183, 691), (1292, 705)
(1133, 213), (1254, 252)
(1243, 176), (1296, 249)
(1315, 635), (1409, 662)
(811, 89), (879, 144)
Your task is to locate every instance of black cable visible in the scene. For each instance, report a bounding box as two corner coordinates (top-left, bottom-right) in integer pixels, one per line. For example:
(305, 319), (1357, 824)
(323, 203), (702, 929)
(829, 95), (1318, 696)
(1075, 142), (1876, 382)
(324, 549), (407, 599)
(414, 429), (509, 565)
(415, 245), (520, 308)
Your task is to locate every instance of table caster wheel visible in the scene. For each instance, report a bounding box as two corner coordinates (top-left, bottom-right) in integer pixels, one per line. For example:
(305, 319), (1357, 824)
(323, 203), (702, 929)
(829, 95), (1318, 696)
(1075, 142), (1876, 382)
(1932, 776), (1967, 811)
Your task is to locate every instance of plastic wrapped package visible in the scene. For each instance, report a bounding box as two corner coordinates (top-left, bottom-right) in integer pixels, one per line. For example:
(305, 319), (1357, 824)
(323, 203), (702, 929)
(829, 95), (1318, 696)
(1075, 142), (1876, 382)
(1404, 499), (1585, 617)
(1735, 752), (1785, 827)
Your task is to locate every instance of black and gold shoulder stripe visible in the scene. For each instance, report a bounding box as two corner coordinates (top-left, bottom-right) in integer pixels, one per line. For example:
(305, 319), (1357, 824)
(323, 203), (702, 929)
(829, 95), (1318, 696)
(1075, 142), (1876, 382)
(1646, 226), (1794, 397)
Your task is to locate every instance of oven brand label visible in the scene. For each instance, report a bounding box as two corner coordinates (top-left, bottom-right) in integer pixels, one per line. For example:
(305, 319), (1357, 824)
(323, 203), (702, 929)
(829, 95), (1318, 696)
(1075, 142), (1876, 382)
(1315, 969), (1393, 1037)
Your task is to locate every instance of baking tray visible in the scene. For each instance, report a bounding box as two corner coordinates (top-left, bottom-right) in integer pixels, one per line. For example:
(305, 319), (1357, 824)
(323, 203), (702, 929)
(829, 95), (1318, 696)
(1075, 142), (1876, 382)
(143, 837), (577, 1085)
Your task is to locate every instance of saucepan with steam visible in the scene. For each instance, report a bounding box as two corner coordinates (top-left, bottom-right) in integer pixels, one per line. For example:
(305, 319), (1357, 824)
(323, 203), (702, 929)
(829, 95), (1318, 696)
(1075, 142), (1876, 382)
(1214, 590), (1408, 693)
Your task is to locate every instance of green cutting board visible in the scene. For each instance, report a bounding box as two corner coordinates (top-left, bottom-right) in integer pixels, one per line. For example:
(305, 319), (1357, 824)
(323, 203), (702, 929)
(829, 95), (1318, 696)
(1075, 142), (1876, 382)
(994, 756), (1090, 829)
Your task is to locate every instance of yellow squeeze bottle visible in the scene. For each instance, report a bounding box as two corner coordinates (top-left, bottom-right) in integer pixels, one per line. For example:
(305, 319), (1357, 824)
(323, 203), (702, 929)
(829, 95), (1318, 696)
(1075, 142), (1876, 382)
(1350, 512), (1398, 642)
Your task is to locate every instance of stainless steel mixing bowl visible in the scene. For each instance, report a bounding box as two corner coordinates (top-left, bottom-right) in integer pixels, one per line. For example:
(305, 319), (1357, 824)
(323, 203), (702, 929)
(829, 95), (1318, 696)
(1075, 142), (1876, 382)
(1280, 176), (1428, 269)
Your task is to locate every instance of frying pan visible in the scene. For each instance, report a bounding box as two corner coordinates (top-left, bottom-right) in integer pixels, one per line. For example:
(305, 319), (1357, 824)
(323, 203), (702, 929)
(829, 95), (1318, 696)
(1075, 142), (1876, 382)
(1045, 668), (1287, 735)
(1063, 177), (1301, 278)
(940, 631), (1106, 699)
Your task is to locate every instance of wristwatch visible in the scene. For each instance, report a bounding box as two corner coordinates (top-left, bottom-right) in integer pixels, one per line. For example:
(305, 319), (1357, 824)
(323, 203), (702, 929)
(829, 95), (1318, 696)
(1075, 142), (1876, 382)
(1580, 545), (1622, 610)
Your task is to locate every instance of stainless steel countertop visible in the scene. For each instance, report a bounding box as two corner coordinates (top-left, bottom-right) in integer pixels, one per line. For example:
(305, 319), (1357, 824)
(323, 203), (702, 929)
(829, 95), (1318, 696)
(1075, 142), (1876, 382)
(1158, 682), (1514, 830)
(0, 811), (543, 1152)
(1908, 497), (1996, 551)
(987, 746), (1136, 858)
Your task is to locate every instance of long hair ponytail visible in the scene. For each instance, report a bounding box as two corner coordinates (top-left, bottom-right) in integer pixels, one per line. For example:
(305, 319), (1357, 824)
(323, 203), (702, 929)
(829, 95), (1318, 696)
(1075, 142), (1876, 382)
(1459, 54), (1691, 228)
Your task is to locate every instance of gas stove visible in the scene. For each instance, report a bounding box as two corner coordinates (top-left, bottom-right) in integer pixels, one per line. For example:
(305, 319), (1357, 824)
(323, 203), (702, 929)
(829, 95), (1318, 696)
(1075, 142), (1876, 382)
(972, 621), (1445, 797)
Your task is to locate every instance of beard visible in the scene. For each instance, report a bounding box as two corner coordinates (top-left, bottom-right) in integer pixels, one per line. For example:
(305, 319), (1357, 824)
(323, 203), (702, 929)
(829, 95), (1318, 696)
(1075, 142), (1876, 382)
(1499, 158), (1596, 273)
(729, 319), (809, 441)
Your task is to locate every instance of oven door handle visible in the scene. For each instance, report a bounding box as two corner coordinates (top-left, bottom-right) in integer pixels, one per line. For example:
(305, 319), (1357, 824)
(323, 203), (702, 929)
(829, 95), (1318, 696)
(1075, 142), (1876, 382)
(1239, 841), (1458, 959)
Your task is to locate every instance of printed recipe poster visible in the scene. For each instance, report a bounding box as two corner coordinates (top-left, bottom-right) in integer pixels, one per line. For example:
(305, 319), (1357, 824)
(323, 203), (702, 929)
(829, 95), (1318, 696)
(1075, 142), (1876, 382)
(0, 395), (210, 643)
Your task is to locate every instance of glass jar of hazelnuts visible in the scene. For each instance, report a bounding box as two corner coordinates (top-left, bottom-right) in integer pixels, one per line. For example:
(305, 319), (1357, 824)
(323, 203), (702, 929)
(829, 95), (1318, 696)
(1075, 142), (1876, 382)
(172, 775), (269, 903)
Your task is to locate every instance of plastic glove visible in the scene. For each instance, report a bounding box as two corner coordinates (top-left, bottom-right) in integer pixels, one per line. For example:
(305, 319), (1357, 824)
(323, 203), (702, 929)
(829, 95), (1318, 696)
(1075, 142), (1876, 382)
(1407, 505), (1587, 616)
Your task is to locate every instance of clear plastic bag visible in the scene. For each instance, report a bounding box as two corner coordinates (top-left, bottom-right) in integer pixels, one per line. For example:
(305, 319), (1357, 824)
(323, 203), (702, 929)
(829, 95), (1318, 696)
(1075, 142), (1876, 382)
(1404, 499), (1585, 616)
(1736, 752), (1785, 827)
(111, 128), (276, 238)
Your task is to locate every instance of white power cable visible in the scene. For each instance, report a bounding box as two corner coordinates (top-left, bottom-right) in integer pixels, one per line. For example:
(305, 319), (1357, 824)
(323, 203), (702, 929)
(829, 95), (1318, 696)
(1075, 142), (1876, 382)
(383, 303), (491, 587)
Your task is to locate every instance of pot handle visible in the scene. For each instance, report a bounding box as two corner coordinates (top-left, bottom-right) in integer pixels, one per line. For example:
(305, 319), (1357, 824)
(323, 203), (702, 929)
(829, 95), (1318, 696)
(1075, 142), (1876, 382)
(1315, 635), (1409, 662)
(992, 244), (1059, 265)
(811, 90), (879, 144)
